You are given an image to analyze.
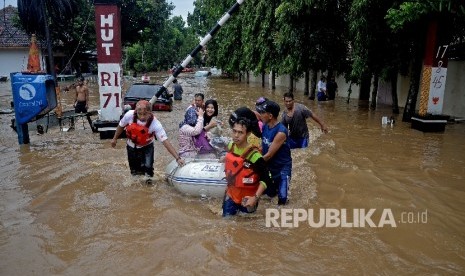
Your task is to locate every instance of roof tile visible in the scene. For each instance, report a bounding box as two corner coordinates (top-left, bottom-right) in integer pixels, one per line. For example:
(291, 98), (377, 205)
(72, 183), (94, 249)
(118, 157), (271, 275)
(0, 6), (31, 48)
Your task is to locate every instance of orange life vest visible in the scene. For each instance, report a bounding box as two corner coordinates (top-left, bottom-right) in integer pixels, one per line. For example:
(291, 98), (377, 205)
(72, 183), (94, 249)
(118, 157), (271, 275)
(125, 113), (154, 147)
(224, 144), (260, 189)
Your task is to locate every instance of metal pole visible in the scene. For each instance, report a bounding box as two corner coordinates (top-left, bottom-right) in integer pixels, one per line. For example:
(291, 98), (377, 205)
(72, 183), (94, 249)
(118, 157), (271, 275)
(42, 0), (56, 80)
(150, 0), (246, 104)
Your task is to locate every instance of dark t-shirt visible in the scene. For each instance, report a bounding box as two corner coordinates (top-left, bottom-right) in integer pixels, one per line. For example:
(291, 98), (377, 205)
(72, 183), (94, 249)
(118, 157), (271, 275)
(261, 122), (292, 173)
(327, 80), (338, 100)
(173, 83), (183, 100)
(281, 103), (312, 139)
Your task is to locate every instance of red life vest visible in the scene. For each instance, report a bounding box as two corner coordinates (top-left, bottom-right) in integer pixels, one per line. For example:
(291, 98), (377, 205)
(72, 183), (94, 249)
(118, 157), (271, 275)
(125, 113), (155, 147)
(224, 144), (260, 189)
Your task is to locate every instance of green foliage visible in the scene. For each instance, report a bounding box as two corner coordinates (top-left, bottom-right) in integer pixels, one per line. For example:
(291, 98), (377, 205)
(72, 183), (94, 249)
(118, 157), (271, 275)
(240, 0), (279, 75)
(18, 0), (79, 37)
(274, 0), (350, 77)
(191, 0), (245, 74)
(387, 0), (465, 31)
(386, 2), (430, 31)
(15, 0), (465, 89)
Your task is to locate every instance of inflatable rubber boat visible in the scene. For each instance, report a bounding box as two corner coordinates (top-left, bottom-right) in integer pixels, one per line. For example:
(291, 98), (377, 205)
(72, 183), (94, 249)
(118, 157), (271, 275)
(165, 159), (226, 198)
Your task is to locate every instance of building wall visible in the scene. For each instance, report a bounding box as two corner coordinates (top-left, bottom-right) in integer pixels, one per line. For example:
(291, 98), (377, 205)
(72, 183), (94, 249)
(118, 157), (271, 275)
(442, 61), (465, 118)
(249, 72), (363, 100)
(0, 48), (44, 77)
(377, 74), (410, 109)
(248, 60), (465, 118)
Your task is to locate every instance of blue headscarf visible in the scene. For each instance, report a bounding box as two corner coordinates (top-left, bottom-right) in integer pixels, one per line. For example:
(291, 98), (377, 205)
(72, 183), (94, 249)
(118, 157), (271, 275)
(179, 107), (198, 128)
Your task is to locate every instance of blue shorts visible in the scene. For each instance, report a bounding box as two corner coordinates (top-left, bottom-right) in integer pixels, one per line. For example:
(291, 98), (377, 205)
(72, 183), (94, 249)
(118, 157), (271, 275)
(317, 92), (327, 101)
(288, 137), (309, 149)
(265, 165), (292, 205)
(222, 194), (258, 217)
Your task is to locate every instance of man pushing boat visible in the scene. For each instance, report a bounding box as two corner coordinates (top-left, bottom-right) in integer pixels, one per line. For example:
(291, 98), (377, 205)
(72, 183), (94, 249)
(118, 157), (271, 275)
(111, 100), (185, 184)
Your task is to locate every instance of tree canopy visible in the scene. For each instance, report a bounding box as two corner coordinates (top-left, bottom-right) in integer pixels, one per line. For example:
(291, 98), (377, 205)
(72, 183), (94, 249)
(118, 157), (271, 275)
(16, 0), (465, 101)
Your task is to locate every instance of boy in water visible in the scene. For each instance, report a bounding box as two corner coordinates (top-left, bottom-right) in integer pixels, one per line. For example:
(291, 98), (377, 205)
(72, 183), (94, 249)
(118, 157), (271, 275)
(111, 100), (184, 183)
(222, 107), (272, 217)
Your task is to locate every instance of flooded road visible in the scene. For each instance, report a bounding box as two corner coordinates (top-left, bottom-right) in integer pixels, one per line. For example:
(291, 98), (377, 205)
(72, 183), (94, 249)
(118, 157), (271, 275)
(1, 74), (464, 275)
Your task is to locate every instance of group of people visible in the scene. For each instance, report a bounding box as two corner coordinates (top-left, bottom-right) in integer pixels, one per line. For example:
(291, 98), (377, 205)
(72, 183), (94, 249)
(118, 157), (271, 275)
(178, 94), (221, 159)
(316, 75), (338, 102)
(110, 85), (329, 217)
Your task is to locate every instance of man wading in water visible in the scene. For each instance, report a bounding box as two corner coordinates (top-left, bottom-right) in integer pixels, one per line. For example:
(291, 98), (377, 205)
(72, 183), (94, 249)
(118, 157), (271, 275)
(74, 77), (89, 114)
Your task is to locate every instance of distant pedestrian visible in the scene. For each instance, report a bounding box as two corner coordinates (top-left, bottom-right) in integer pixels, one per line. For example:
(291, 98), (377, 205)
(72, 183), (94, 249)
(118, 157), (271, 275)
(326, 76), (338, 100)
(141, 72), (150, 83)
(317, 75), (327, 101)
(172, 79), (183, 100)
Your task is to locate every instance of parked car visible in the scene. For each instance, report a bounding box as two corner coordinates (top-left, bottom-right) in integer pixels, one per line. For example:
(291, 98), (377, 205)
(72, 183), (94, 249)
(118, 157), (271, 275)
(168, 66), (194, 74)
(194, 71), (211, 77)
(123, 83), (173, 112)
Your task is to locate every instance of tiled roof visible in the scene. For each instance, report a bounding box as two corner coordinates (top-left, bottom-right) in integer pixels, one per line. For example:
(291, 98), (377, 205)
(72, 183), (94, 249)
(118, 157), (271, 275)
(0, 5), (30, 48)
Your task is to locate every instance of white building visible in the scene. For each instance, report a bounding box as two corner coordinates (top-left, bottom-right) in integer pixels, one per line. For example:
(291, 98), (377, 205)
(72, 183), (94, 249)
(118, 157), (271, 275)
(0, 5), (44, 79)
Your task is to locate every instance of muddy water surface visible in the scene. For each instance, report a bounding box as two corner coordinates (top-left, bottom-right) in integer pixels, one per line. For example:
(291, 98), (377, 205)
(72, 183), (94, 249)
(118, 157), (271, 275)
(0, 74), (464, 275)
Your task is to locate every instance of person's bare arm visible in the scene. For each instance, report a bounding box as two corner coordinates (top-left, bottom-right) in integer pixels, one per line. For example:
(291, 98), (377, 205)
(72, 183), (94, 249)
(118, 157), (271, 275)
(311, 114), (328, 133)
(262, 132), (286, 162)
(204, 119), (217, 131)
(74, 89), (78, 107)
(162, 140), (185, 166)
(85, 86), (89, 107)
(110, 125), (125, 148)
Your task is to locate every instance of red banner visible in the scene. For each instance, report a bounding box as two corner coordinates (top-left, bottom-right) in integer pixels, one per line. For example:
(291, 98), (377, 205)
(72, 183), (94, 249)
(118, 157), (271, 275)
(95, 4), (122, 64)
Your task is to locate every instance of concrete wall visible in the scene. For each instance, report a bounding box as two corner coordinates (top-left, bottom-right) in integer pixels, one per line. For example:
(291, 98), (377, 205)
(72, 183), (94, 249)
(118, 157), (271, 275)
(442, 61), (465, 118)
(248, 60), (465, 118)
(249, 72), (364, 100)
(377, 61), (465, 118)
(377, 74), (410, 109)
(0, 48), (44, 77)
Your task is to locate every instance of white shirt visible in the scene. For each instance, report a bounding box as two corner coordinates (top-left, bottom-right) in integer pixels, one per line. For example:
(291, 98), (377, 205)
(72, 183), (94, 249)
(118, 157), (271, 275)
(317, 80), (326, 93)
(119, 110), (168, 148)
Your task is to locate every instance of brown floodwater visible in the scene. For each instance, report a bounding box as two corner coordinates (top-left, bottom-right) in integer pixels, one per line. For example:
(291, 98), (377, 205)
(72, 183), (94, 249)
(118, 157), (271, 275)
(0, 74), (464, 275)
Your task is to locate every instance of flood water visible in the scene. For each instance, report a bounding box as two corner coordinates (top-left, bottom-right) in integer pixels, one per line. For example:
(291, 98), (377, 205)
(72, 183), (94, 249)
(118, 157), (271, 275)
(1, 74), (464, 275)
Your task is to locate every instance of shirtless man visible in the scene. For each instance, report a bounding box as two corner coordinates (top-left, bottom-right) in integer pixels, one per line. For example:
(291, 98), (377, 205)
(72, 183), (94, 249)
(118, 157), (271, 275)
(74, 77), (89, 113)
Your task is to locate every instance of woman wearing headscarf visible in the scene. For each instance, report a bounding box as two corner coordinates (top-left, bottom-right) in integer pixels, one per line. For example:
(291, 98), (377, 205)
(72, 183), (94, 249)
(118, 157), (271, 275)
(178, 107), (205, 158)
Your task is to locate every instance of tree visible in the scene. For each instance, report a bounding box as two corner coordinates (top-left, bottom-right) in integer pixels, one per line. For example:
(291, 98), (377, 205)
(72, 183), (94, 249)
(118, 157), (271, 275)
(275, 0), (349, 96)
(240, 0), (279, 87)
(349, 0), (400, 108)
(18, 0), (79, 38)
(18, 0), (80, 76)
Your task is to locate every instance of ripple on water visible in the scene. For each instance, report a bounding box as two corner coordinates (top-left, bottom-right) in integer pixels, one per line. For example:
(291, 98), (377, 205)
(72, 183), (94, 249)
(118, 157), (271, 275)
(1, 76), (465, 274)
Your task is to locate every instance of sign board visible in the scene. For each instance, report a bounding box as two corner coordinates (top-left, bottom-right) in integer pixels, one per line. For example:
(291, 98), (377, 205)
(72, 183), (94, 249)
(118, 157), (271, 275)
(427, 45), (448, 115)
(95, 3), (122, 121)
